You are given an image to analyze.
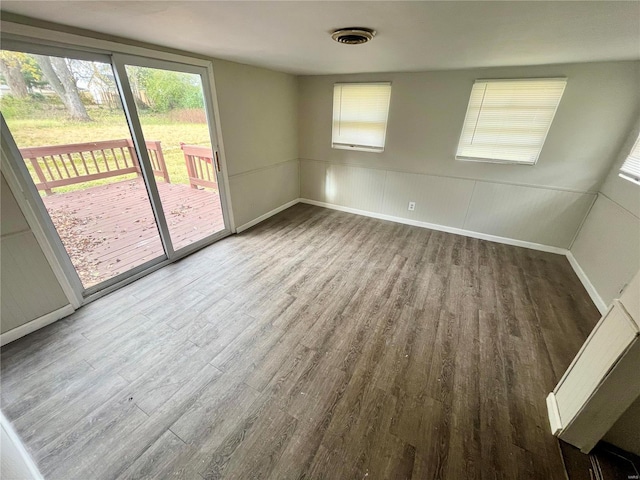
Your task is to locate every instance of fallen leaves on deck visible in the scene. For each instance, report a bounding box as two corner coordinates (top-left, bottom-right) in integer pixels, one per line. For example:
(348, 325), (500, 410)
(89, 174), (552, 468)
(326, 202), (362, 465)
(48, 208), (109, 285)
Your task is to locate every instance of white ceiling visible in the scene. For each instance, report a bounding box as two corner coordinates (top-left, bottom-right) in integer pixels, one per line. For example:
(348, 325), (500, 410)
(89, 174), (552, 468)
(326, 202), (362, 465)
(2, 1), (639, 75)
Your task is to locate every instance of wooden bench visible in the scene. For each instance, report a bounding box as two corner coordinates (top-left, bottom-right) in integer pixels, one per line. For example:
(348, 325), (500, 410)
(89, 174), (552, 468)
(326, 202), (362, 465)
(180, 143), (218, 190)
(19, 139), (170, 195)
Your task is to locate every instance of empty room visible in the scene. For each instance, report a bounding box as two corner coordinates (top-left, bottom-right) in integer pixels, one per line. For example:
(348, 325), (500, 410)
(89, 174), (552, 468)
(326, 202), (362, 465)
(1, 2), (639, 479)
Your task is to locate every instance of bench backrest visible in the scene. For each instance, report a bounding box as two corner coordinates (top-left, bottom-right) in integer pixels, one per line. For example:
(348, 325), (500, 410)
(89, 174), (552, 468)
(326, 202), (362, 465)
(180, 143), (217, 190)
(19, 139), (170, 194)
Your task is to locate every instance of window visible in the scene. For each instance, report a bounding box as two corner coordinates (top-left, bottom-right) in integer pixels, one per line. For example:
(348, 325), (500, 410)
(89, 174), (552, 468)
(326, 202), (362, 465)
(456, 78), (567, 165)
(332, 82), (391, 153)
(620, 133), (640, 185)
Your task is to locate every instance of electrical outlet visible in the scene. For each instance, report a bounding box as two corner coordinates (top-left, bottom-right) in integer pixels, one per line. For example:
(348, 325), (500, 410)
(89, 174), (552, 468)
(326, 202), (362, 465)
(408, 201), (416, 211)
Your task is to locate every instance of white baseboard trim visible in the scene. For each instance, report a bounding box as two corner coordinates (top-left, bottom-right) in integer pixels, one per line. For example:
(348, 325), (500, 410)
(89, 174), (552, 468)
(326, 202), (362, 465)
(546, 392), (563, 436)
(0, 304), (75, 347)
(236, 198), (301, 233)
(299, 198), (569, 255)
(566, 251), (607, 315)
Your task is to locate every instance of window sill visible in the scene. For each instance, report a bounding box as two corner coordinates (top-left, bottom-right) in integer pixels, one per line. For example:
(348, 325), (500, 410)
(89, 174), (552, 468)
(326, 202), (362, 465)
(619, 173), (640, 186)
(455, 155), (536, 166)
(332, 143), (384, 153)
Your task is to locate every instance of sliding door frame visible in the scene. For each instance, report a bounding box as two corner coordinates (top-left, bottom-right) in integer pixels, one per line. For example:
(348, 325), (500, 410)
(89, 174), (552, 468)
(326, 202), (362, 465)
(0, 25), (236, 305)
(112, 53), (233, 259)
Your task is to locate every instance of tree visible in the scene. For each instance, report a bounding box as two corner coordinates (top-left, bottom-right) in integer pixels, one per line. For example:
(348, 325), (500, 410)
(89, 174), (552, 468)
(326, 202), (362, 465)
(126, 65), (151, 109)
(34, 55), (91, 121)
(144, 69), (203, 112)
(0, 52), (28, 98)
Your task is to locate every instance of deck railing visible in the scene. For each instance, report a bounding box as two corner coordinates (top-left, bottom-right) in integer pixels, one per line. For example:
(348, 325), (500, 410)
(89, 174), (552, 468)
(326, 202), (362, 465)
(180, 143), (217, 190)
(19, 139), (170, 195)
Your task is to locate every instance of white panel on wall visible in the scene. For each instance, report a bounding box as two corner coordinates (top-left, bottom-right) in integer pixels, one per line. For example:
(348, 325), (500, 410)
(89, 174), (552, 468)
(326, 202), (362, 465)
(325, 163), (387, 212)
(571, 195), (640, 305)
(300, 159), (327, 202)
(229, 160), (300, 228)
(1, 231), (68, 334)
(464, 182), (595, 248)
(299, 161), (597, 249)
(555, 302), (638, 426)
(381, 171), (475, 228)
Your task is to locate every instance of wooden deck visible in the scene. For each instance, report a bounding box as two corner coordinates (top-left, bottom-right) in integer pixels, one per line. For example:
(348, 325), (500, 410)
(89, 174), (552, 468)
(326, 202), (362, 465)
(43, 179), (224, 287)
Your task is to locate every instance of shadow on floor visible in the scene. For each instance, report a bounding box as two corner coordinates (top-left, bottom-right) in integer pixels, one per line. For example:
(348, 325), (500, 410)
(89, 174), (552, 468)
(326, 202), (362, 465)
(561, 441), (640, 480)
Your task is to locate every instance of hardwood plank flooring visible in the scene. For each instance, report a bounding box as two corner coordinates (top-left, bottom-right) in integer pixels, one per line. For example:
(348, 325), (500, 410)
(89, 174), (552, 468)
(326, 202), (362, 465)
(0, 204), (601, 479)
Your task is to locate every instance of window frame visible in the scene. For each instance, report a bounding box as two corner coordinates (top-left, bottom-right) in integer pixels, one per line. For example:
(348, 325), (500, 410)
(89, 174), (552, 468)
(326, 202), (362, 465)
(331, 81), (392, 153)
(455, 77), (567, 166)
(619, 132), (640, 186)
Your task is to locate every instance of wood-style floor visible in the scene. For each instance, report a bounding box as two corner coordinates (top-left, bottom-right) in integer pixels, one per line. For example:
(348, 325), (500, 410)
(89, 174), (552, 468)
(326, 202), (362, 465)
(0, 204), (600, 479)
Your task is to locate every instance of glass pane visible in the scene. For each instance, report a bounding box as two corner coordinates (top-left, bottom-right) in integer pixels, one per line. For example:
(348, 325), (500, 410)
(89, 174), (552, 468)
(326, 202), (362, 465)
(124, 65), (225, 251)
(0, 50), (165, 289)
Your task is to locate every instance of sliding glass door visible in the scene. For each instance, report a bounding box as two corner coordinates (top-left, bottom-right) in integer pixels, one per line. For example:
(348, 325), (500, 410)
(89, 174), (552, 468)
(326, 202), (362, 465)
(120, 58), (227, 252)
(0, 42), (230, 298)
(1, 48), (166, 290)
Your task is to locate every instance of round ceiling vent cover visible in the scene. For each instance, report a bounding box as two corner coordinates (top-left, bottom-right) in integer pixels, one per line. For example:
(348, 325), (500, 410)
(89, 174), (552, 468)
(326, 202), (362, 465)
(331, 27), (376, 45)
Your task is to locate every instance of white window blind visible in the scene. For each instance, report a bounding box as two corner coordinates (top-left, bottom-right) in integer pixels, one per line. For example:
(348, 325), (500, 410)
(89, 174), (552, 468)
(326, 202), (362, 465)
(332, 82), (391, 152)
(620, 133), (640, 185)
(456, 78), (567, 164)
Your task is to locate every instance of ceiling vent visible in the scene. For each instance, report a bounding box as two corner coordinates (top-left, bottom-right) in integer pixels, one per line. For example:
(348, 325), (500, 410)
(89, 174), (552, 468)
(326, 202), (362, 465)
(331, 27), (376, 45)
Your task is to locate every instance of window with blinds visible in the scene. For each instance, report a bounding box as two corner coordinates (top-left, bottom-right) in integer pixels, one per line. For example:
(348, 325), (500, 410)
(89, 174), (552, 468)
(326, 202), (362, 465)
(620, 133), (640, 185)
(456, 78), (567, 164)
(332, 82), (392, 152)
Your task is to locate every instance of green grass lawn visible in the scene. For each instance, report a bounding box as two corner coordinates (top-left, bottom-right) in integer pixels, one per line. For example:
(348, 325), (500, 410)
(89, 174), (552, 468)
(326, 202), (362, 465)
(4, 106), (212, 194)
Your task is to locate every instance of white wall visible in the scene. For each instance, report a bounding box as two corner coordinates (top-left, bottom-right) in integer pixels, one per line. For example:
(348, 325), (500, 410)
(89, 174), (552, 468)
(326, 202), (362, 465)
(571, 121), (640, 306)
(298, 61), (640, 248)
(212, 59), (299, 228)
(596, 128), (640, 455)
(567, 124), (640, 455)
(0, 172), (69, 336)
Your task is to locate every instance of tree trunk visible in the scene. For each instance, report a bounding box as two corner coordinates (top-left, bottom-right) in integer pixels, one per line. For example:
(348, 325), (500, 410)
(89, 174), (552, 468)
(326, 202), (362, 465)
(0, 58), (28, 98)
(35, 55), (91, 121)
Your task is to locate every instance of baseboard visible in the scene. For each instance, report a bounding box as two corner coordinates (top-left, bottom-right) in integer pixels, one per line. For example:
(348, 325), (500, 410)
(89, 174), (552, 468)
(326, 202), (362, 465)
(546, 392), (563, 436)
(0, 304), (75, 347)
(299, 198), (569, 255)
(566, 251), (608, 315)
(236, 198), (301, 233)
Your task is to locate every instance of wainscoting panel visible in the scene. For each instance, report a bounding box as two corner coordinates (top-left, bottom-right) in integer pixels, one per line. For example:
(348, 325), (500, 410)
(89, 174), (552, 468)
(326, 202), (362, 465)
(300, 159), (596, 249)
(300, 158), (327, 202)
(381, 170), (475, 228)
(229, 159), (300, 228)
(571, 194), (640, 306)
(0, 231), (69, 334)
(464, 182), (596, 248)
(325, 163), (387, 213)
